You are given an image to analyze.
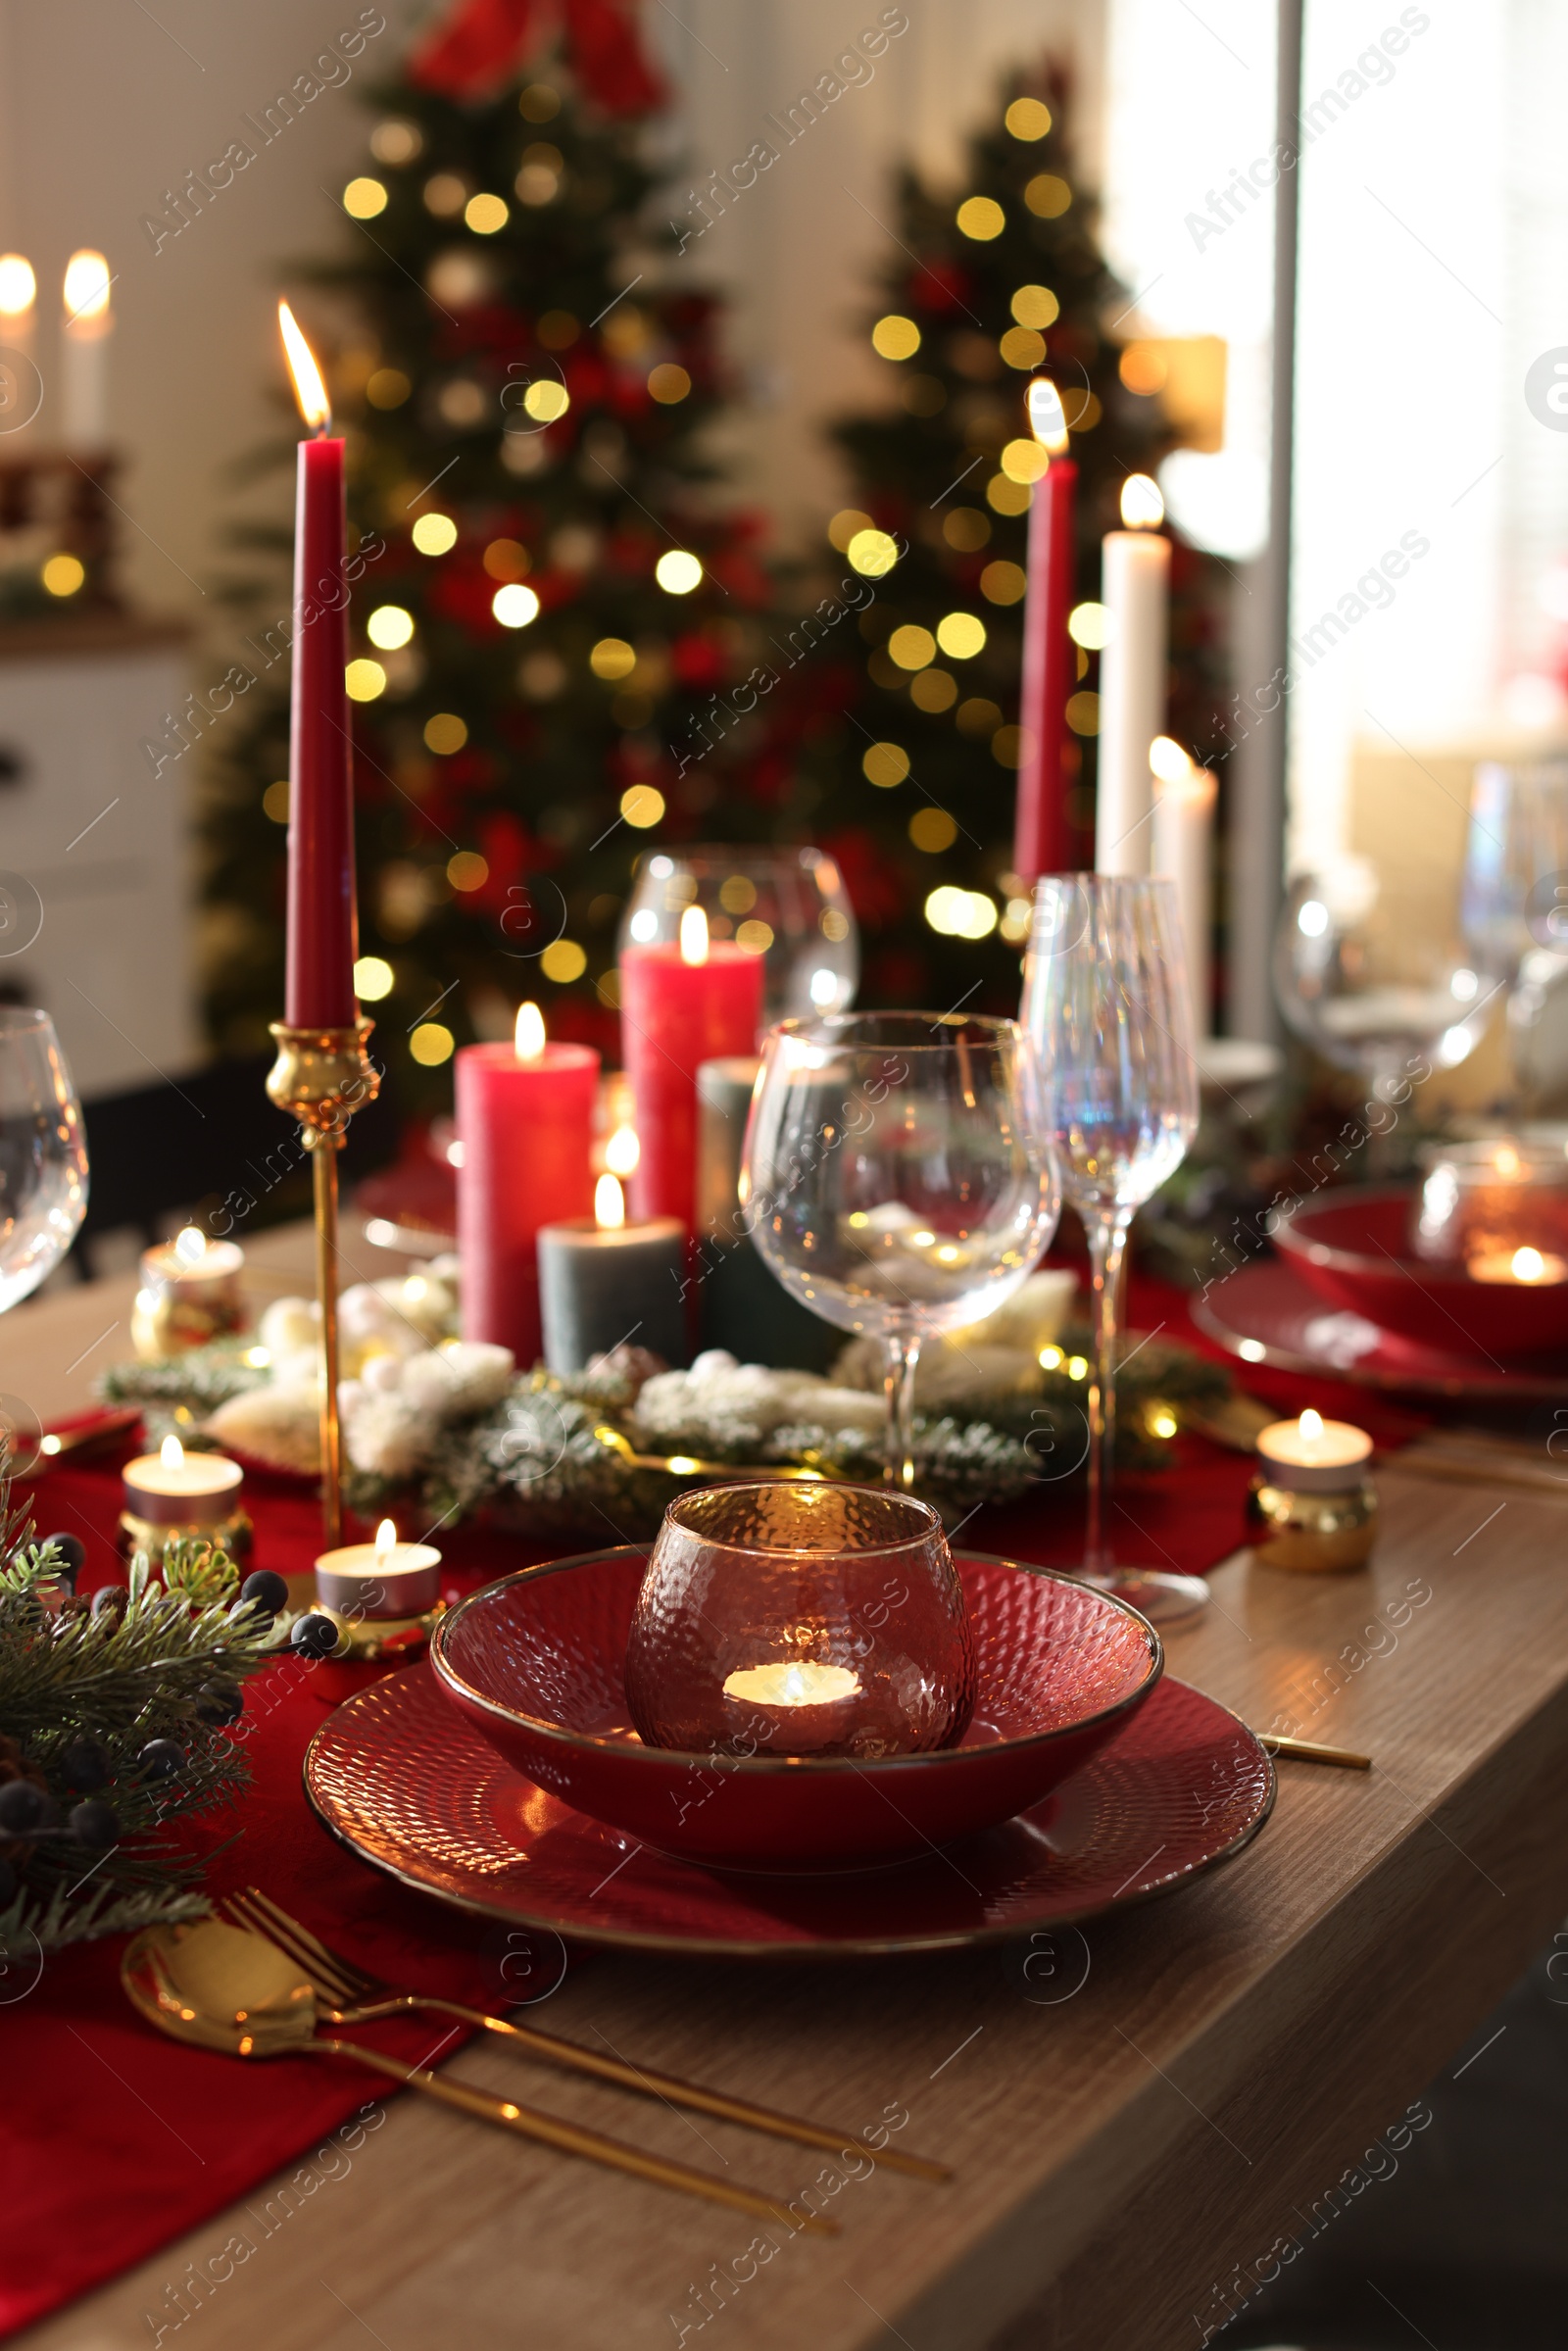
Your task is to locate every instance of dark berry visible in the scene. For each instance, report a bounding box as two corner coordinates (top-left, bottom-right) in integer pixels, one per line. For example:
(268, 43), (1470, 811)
(0, 1780), (47, 1835)
(69, 1799), (119, 1848)
(91, 1585), (128, 1624)
(0, 1856), (16, 1904)
(59, 1737), (111, 1791)
(194, 1679), (244, 1726)
(237, 1570), (288, 1617)
(42, 1534), (87, 1591)
(137, 1739), (185, 1782)
(290, 1612), (343, 1660)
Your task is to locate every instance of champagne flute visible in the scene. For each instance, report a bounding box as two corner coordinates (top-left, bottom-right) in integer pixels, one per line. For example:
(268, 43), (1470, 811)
(1021, 877), (1202, 1622)
(740, 1013), (1058, 1488)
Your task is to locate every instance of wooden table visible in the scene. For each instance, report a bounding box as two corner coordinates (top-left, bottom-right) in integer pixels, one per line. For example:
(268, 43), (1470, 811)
(12, 1243), (1568, 2351)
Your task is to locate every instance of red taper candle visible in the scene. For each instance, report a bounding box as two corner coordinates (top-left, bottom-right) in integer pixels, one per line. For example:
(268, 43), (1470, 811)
(1013, 378), (1077, 884)
(456, 1003), (599, 1363)
(619, 908), (763, 1228)
(279, 302), (357, 1029)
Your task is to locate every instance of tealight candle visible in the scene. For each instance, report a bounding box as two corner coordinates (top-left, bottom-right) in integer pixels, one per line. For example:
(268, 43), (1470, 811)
(316, 1517), (443, 1621)
(721, 1659), (864, 1754)
(131, 1227), (247, 1360)
(1254, 1408), (1373, 1491)
(1467, 1245), (1568, 1287)
(120, 1435), (249, 1561)
(1249, 1408), (1377, 1572)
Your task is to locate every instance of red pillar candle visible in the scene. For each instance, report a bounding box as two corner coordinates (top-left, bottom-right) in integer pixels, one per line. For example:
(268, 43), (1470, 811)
(278, 302), (356, 1029)
(456, 1004), (599, 1363)
(620, 906), (764, 1228)
(1013, 378), (1077, 885)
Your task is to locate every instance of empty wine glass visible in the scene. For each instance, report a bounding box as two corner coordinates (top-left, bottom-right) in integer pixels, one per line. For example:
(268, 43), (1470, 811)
(0, 1009), (88, 1467)
(1275, 860), (1500, 1143)
(1021, 876), (1202, 1624)
(740, 1012), (1058, 1488)
(619, 847), (858, 1023)
(1461, 759), (1568, 1102)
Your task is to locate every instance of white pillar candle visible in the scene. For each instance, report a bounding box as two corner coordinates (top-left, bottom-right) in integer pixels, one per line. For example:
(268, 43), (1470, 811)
(1096, 474), (1170, 876)
(0, 253), (37, 435)
(1152, 737), (1217, 1048)
(61, 249), (112, 448)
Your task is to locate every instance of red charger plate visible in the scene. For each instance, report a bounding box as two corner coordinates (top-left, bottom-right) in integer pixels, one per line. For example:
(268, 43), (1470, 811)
(304, 1665), (1274, 1958)
(1274, 1184), (1568, 1360)
(429, 1549), (1162, 1870)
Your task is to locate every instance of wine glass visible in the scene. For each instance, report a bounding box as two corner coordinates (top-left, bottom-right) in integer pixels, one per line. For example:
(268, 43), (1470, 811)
(1275, 860), (1500, 1145)
(0, 1008), (88, 1469)
(1461, 759), (1568, 1102)
(740, 1012), (1058, 1488)
(619, 847), (858, 1024)
(1021, 877), (1202, 1623)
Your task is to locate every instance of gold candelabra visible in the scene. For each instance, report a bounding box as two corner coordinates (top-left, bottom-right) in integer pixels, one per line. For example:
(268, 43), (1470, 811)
(266, 1019), (379, 1545)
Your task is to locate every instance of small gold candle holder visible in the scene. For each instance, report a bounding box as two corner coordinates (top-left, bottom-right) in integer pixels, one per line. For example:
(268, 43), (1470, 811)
(130, 1231), (247, 1361)
(1246, 1474), (1378, 1572)
(1248, 1409), (1378, 1573)
(303, 1598), (447, 1664)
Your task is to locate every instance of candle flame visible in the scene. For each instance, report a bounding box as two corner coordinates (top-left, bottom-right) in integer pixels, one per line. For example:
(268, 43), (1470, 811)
(0, 254), (35, 317)
(1495, 1144), (1520, 1177)
(1120, 473), (1165, 530)
(1298, 1408), (1323, 1443)
(63, 249), (111, 325)
(161, 1435), (185, 1470)
(374, 1518), (398, 1564)
(605, 1123), (640, 1177)
(1150, 735), (1194, 786)
(679, 905), (710, 966)
(1513, 1247), (1544, 1282)
(173, 1226), (207, 1267)
(278, 300), (331, 432)
(596, 1172), (627, 1230)
(1026, 377), (1069, 454)
(514, 1001), (547, 1059)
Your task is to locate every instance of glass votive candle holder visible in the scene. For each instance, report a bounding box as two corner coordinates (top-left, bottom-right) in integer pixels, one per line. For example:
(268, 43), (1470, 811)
(119, 1434), (250, 1562)
(1411, 1138), (1568, 1268)
(623, 1482), (976, 1759)
(131, 1227), (247, 1360)
(1247, 1409), (1377, 1573)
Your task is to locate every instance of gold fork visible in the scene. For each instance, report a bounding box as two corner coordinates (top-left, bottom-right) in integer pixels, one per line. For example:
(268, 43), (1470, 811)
(220, 1886), (950, 2183)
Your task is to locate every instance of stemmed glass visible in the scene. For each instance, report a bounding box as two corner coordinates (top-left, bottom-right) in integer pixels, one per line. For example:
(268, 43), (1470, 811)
(620, 846), (859, 1024)
(1021, 877), (1202, 1623)
(0, 1008), (89, 1470)
(1460, 759), (1568, 1102)
(1274, 860), (1499, 1153)
(740, 1012), (1059, 1488)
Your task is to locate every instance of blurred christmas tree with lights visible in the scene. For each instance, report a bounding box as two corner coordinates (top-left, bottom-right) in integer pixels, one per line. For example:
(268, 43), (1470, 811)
(201, 8), (789, 1105)
(803, 63), (1230, 1014)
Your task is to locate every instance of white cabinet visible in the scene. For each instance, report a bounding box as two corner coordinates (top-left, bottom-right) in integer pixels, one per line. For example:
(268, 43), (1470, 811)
(0, 619), (197, 1101)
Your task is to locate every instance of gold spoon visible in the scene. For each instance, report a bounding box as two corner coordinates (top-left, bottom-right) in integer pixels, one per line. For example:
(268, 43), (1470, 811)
(122, 1919), (833, 2230)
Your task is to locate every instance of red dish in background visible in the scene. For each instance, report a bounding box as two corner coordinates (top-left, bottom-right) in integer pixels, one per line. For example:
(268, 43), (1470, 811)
(429, 1547), (1162, 1871)
(1273, 1184), (1568, 1360)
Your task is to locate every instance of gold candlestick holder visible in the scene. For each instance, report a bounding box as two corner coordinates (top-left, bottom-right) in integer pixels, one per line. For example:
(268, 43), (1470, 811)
(266, 1019), (380, 1545)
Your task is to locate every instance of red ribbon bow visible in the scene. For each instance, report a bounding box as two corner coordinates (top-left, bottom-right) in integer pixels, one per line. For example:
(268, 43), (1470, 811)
(409, 0), (665, 114)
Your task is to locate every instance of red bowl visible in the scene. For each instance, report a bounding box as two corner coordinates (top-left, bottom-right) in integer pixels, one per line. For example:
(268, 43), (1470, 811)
(429, 1547), (1161, 1870)
(1274, 1184), (1568, 1360)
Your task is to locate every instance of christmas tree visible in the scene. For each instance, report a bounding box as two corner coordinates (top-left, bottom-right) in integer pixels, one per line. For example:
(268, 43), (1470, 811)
(202, 7), (784, 1108)
(795, 61), (1230, 1014)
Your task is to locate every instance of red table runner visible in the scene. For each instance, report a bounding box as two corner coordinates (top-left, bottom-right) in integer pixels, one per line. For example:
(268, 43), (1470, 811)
(0, 1284), (1411, 2338)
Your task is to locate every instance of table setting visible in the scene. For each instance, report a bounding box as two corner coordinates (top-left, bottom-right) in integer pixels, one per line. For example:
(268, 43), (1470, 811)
(7, 21), (1568, 2350)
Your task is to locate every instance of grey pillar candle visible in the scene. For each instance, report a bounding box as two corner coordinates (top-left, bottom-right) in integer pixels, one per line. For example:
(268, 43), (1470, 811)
(538, 1196), (688, 1372)
(693, 1054), (842, 1372)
